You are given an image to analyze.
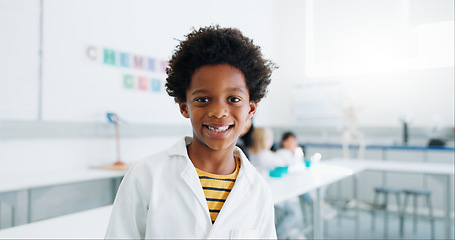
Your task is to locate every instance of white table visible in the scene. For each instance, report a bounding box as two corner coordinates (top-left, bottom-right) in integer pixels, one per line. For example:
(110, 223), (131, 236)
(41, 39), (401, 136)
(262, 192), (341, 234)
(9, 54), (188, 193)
(266, 162), (365, 239)
(0, 205), (112, 239)
(325, 158), (454, 239)
(2, 159), (451, 239)
(0, 168), (126, 225)
(0, 169), (126, 193)
(0, 163), (361, 239)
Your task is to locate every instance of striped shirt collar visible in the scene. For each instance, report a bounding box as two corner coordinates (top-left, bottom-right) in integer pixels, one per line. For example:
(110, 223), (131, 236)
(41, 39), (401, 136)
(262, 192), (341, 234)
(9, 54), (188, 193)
(168, 137), (257, 183)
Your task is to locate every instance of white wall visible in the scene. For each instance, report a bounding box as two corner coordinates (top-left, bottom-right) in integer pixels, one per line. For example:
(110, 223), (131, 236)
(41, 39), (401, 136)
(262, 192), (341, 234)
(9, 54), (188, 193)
(0, 136), (181, 177)
(40, 0), (276, 124)
(268, 0), (454, 130)
(0, 1), (40, 120)
(3, 0), (453, 129)
(0, 1), (278, 224)
(1, 0), (453, 170)
(1, 0), (453, 168)
(0, 0), (277, 172)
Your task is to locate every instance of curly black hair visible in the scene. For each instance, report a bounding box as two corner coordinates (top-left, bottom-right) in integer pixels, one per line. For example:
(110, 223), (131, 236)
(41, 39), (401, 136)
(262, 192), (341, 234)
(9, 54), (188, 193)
(165, 25), (276, 103)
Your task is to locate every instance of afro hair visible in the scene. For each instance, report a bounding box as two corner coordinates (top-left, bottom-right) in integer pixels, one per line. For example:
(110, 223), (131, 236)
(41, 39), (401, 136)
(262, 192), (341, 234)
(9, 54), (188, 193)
(165, 25), (276, 103)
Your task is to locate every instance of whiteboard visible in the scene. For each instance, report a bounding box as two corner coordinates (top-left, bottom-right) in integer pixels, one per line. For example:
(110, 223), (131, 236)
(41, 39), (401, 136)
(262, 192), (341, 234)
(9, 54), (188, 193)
(40, 0), (275, 124)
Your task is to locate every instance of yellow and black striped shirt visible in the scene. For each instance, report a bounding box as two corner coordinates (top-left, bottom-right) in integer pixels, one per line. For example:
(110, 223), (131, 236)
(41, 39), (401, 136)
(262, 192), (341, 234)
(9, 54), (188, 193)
(196, 157), (240, 224)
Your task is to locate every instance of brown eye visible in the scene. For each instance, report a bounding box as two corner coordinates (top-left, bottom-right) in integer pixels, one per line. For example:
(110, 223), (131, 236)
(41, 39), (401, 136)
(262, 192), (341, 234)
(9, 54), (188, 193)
(195, 97), (209, 103)
(228, 97), (241, 103)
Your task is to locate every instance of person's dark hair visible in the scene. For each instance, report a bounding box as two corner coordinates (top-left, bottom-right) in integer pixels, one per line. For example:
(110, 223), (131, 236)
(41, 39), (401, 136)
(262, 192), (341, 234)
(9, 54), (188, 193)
(166, 25), (276, 103)
(281, 131), (296, 143)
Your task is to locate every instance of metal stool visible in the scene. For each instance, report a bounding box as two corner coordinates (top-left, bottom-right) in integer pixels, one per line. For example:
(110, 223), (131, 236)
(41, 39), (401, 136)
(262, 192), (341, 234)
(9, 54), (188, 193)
(371, 186), (401, 238)
(399, 188), (434, 239)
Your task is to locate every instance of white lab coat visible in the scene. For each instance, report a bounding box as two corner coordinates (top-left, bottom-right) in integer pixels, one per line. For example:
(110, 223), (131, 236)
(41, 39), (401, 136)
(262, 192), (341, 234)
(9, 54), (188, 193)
(249, 150), (285, 175)
(275, 148), (300, 167)
(105, 137), (277, 239)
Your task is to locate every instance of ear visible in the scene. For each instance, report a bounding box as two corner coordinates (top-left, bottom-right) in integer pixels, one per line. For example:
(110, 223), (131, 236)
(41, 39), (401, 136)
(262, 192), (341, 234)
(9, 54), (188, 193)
(179, 102), (190, 118)
(247, 102), (257, 119)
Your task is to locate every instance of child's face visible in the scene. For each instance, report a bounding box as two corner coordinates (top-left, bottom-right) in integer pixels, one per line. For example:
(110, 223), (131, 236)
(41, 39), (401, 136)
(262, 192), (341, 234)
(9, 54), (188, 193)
(283, 136), (298, 151)
(179, 64), (257, 152)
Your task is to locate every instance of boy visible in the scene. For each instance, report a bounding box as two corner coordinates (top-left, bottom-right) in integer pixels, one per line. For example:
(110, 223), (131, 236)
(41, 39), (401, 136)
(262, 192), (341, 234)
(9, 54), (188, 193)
(105, 25), (277, 239)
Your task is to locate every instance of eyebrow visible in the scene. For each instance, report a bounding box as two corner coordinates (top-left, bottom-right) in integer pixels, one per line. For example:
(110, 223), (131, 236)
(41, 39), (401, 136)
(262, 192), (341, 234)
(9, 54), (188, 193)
(191, 88), (247, 96)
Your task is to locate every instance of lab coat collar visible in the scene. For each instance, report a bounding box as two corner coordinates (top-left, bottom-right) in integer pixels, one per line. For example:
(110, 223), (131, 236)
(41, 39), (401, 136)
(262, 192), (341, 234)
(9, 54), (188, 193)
(169, 137), (259, 234)
(169, 137), (212, 224)
(167, 136), (257, 185)
(166, 136), (192, 157)
(208, 154), (256, 237)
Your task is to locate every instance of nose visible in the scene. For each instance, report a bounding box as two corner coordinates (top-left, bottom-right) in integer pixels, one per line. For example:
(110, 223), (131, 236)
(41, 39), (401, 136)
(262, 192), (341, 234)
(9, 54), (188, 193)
(208, 100), (228, 118)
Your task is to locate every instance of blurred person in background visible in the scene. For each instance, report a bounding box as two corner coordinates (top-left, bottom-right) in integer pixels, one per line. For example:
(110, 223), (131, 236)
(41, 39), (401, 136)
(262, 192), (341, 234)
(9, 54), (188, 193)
(274, 131), (308, 239)
(248, 127), (284, 175)
(249, 128), (306, 239)
(275, 131), (304, 168)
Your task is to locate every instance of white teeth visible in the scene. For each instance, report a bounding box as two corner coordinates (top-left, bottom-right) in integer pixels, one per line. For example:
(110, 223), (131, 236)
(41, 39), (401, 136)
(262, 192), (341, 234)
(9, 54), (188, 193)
(207, 126), (229, 133)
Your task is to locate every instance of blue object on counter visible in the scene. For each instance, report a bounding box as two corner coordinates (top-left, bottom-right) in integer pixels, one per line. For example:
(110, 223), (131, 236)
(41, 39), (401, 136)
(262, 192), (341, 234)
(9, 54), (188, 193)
(269, 166), (289, 178)
(304, 159), (312, 168)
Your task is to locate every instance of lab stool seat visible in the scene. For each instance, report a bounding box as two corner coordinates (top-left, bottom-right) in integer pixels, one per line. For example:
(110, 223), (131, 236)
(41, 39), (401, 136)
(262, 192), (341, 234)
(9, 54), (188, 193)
(371, 186), (402, 238)
(399, 188), (434, 239)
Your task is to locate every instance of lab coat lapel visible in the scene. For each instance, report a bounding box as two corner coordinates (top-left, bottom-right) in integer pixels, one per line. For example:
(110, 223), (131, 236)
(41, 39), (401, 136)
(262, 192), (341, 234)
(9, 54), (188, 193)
(220, 168), (254, 214)
(218, 147), (255, 216)
(180, 163), (211, 221)
(207, 150), (255, 237)
(173, 137), (211, 223)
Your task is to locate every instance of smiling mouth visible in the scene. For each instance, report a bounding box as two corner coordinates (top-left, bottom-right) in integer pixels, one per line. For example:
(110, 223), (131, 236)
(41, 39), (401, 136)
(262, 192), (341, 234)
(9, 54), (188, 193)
(205, 125), (232, 133)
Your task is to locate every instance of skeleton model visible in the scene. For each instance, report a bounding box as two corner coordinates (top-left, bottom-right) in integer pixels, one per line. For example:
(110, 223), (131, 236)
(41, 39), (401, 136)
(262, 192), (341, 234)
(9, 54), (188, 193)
(340, 97), (365, 159)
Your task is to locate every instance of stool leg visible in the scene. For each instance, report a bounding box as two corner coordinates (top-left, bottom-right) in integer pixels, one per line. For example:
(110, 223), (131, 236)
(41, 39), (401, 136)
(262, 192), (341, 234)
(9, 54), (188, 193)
(425, 195), (435, 240)
(371, 192), (379, 232)
(400, 194), (409, 238)
(384, 192), (389, 239)
(395, 193), (401, 238)
(395, 193), (401, 213)
(11, 205), (15, 228)
(413, 195), (418, 233)
(298, 195), (309, 226)
(337, 182), (342, 227)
